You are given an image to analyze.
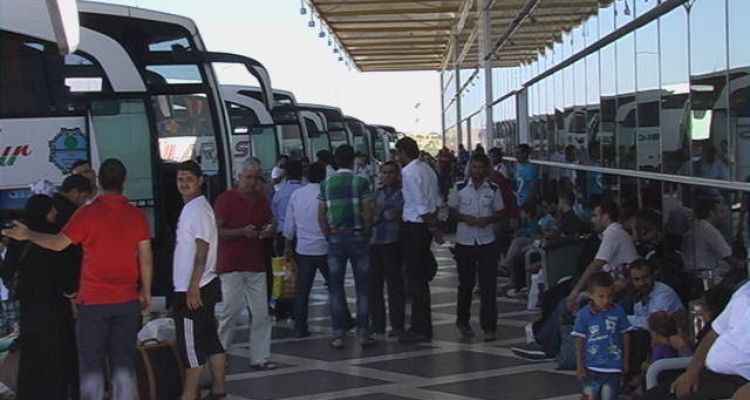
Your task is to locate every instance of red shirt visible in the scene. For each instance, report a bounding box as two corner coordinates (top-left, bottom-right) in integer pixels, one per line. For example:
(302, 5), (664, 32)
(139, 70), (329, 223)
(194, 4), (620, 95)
(62, 194), (150, 305)
(490, 170), (519, 219)
(214, 189), (271, 273)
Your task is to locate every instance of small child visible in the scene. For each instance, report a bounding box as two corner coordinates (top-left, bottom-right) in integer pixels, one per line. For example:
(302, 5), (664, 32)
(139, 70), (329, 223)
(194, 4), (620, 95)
(573, 272), (633, 400)
(648, 311), (686, 362)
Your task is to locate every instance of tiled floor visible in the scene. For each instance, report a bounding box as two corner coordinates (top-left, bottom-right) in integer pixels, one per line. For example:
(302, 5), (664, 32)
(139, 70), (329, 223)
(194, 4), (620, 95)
(223, 242), (581, 400)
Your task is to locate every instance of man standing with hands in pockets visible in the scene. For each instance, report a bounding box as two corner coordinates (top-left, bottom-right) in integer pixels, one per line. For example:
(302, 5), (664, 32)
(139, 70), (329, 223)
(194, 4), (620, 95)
(171, 161), (226, 400)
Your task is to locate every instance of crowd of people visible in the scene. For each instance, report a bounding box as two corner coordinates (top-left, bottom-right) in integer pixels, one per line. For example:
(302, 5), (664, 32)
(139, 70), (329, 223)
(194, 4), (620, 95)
(1, 137), (750, 400)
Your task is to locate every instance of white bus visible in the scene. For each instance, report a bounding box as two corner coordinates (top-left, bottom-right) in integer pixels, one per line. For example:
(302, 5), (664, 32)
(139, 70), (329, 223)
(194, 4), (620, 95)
(221, 85), (329, 164)
(0, 1), (276, 292)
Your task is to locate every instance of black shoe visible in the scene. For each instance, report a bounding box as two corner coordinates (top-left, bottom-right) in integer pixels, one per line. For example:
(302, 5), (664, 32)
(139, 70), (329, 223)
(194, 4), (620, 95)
(360, 336), (377, 348)
(398, 330), (430, 344)
(483, 330), (497, 342)
(510, 343), (554, 361)
(456, 324), (475, 339)
(330, 337), (345, 349)
(388, 329), (404, 338)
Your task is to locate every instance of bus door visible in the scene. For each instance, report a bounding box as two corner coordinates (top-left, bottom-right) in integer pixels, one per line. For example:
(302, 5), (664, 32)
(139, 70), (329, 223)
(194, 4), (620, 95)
(271, 106), (307, 161)
(300, 110), (330, 158)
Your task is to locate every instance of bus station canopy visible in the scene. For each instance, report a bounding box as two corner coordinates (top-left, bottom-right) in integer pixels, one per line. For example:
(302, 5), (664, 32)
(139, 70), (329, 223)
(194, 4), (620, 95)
(310, 0), (609, 72)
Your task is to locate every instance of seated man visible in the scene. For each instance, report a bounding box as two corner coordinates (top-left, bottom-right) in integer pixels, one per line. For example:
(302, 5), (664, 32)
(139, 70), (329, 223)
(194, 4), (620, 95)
(643, 281), (750, 400)
(513, 200), (639, 360)
(682, 198), (741, 282)
(625, 260), (686, 389)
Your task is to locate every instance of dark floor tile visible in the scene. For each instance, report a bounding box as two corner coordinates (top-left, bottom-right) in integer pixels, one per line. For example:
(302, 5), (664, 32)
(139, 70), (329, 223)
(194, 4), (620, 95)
(272, 336), (432, 361)
(360, 351), (530, 378)
(225, 354), (293, 374)
(422, 370), (580, 400)
(431, 300), (527, 316)
(431, 323), (524, 343)
(500, 313), (539, 322)
(225, 370), (387, 400)
(332, 394), (418, 400)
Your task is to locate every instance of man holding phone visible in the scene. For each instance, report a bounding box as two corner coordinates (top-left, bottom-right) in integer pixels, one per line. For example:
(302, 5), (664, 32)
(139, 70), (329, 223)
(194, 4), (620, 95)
(172, 161), (225, 400)
(214, 162), (277, 370)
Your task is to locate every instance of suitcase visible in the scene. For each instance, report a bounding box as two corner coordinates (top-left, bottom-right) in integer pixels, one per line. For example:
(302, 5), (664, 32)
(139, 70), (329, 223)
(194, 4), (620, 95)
(135, 339), (185, 400)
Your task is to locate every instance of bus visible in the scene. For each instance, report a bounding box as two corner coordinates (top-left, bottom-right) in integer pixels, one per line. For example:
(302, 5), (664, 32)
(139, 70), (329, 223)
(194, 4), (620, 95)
(1, 1), (276, 293)
(221, 85), (329, 164)
(297, 103), (351, 152)
(368, 124), (399, 163)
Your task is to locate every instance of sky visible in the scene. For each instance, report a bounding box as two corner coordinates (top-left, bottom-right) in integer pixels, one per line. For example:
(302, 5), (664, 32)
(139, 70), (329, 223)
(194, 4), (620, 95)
(97, 0), (441, 134)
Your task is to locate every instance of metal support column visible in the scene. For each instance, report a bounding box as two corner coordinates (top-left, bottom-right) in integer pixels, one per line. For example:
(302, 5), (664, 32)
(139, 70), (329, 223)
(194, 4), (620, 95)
(479, 0), (494, 149)
(440, 71), (446, 147)
(454, 37), (463, 149)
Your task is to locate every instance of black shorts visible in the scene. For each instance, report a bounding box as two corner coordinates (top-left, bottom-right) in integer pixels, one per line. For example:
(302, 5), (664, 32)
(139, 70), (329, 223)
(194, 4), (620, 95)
(173, 278), (224, 369)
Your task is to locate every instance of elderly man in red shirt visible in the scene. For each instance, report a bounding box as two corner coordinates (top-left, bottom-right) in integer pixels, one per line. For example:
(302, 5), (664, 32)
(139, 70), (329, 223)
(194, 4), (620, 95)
(2, 158), (153, 400)
(215, 161), (277, 370)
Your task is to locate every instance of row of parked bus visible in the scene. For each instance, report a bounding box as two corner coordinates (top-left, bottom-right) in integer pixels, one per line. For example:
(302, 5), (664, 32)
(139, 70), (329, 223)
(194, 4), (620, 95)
(0, 0), (401, 292)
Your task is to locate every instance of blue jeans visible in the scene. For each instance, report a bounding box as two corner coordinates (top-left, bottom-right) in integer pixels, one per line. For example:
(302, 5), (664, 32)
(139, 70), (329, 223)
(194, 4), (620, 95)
(77, 301), (140, 400)
(294, 254), (330, 335)
(583, 370), (621, 400)
(327, 233), (370, 338)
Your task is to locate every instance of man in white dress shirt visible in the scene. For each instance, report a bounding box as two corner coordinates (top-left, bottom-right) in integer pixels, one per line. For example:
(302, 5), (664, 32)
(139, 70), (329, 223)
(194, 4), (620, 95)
(447, 153), (504, 341)
(283, 162), (330, 338)
(395, 137), (440, 343)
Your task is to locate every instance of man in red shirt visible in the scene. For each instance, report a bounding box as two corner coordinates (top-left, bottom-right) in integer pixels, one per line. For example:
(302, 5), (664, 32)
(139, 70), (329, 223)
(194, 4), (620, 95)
(2, 158), (153, 400)
(215, 162), (277, 370)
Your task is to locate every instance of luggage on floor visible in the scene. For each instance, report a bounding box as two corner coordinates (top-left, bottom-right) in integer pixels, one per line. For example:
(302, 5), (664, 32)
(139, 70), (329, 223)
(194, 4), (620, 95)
(135, 339), (184, 400)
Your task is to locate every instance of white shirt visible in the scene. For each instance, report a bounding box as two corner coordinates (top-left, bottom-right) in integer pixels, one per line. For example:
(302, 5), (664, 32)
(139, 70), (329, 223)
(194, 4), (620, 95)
(595, 223), (639, 279)
(682, 219), (732, 273)
(401, 158), (440, 223)
(326, 165), (336, 180)
(172, 196), (218, 292)
(272, 166), (285, 192)
(706, 281), (750, 380)
(448, 179), (504, 246)
(283, 183), (328, 256)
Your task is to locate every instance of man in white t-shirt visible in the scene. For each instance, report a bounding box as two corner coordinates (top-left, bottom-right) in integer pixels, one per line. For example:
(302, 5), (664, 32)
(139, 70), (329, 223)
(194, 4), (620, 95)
(642, 281), (750, 400)
(171, 160), (226, 400)
(567, 200), (639, 312)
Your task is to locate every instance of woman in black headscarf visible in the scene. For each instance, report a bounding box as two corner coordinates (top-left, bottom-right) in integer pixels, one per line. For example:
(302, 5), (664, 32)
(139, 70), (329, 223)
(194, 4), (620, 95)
(8, 194), (79, 399)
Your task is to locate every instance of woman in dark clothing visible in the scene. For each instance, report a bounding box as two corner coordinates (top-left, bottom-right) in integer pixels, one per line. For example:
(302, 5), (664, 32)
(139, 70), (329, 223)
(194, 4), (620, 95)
(10, 195), (79, 399)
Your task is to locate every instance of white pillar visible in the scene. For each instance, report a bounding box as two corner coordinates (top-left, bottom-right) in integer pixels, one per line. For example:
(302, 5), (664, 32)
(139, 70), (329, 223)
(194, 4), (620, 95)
(479, 0), (494, 149)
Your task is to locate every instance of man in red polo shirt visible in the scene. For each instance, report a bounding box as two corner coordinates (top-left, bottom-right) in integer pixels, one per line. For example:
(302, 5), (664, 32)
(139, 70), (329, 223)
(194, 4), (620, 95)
(2, 158), (153, 400)
(215, 162), (277, 370)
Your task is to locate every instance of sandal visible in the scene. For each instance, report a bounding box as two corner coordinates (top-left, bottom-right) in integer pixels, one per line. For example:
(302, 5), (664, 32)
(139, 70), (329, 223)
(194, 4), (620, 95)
(251, 361), (279, 371)
(202, 393), (227, 400)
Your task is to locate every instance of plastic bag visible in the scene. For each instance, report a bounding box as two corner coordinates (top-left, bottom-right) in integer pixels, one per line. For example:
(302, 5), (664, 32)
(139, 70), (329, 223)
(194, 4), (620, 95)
(137, 318), (175, 344)
(272, 257), (297, 300)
